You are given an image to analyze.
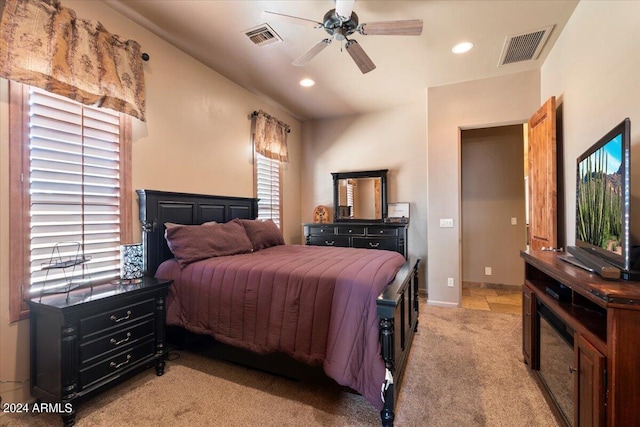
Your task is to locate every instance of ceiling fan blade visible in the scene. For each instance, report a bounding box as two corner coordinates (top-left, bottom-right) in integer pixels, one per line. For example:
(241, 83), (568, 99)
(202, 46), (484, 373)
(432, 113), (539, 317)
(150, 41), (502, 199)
(293, 39), (332, 66)
(263, 11), (323, 29)
(335, 0), (355, 20)
(345, 40), (376, 74)
(360, 19), (423, 36)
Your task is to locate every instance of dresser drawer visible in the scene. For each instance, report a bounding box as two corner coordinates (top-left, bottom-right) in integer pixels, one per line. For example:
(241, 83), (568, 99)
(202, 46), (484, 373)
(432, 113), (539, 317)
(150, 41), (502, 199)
(352, 237), (398, 252)
(367, 226), (398, 236)
(308, 236), (350, 247)
(80, 319), (155, 365)
(336, 225), (365, 235)
(79, 339), (155, 390)
(80, 298), (155, 339)
(307, 225), (335, 235)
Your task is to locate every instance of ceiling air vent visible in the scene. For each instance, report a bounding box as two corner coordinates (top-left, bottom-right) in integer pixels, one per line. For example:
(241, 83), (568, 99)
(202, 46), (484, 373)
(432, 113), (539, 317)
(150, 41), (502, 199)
(498, 25), (554, 66)
(244, 24), (282, 47)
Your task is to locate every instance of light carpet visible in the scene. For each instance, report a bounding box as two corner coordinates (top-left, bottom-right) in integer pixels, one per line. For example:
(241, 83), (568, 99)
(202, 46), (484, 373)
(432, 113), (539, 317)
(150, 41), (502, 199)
(1, 303), (558, 427)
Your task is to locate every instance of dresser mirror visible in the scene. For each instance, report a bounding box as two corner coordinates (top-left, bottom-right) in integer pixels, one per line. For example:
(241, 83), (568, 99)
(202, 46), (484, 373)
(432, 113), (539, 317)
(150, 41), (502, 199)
(331, 169), (388, 222)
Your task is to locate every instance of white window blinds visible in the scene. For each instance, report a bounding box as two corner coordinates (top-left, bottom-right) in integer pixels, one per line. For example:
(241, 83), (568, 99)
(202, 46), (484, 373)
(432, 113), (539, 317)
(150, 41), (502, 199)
(255, 153), (281, 227)
(28, 87), (122, 295)
(346, 181), (354, 217)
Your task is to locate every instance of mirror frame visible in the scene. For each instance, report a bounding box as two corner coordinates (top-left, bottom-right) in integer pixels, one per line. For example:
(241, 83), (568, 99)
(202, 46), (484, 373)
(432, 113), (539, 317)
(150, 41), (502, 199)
(331, 169), (388, 222)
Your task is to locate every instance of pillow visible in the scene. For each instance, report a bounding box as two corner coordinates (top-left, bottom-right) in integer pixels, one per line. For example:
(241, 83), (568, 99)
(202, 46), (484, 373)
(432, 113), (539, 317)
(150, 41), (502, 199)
(164, 219), (253, 267)
(239, 219), (285, 251)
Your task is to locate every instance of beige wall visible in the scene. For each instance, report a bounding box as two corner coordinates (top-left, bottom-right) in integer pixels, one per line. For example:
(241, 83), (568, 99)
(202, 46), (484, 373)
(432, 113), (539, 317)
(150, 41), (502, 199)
(540, 0), (640, 247)
(461, 125), (527, 286)
(427, 71), (540, 306)
(0, 0), (302, 402)
(2, 0), (638, 407)
(301, 97), (428, 287)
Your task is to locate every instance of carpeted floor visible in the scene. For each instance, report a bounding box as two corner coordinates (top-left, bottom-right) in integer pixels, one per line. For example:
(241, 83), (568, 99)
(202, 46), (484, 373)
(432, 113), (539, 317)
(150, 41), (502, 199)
(1, 302), (558, 427)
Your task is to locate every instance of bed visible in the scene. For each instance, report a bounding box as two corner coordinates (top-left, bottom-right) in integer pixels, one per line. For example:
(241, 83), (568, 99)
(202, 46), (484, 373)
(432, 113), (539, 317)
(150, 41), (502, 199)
(137, 189), (420, 427)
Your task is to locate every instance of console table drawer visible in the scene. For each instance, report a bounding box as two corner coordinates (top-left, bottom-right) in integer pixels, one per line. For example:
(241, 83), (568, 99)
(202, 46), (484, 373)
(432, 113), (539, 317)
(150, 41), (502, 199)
(336, 225), (366, 235)
(79, 339), (155, 390)
(80, 319), (155, 365)
(353, 237), (398, 251)
(308, 236), (350, 247)
(80, 298), (155, 338)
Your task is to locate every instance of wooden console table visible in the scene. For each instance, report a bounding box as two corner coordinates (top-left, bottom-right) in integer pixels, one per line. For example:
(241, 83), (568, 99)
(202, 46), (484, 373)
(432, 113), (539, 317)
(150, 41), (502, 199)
(521, 250), (640, 426)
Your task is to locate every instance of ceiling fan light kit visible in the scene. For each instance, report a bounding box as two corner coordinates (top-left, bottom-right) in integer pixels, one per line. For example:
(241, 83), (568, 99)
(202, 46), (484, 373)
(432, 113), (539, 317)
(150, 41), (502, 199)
(265, 0), (423, 74)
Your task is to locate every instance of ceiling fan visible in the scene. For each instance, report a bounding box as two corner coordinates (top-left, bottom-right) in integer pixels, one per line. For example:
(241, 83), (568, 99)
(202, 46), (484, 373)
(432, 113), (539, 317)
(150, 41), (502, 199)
(264, 0), (423, 74)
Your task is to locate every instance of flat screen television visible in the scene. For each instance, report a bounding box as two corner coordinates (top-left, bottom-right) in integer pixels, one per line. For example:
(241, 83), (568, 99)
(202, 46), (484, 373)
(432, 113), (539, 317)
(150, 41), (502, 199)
(573, 118), (639, 279)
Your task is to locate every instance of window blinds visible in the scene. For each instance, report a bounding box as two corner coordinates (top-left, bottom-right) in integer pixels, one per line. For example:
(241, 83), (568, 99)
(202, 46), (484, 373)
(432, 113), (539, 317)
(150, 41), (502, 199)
(28, 88), (122, 294)
(255, 153), (281, 227)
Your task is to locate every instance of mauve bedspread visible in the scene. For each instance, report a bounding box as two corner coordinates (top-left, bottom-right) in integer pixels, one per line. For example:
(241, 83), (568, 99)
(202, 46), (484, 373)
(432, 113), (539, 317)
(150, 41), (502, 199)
(155, 244), (405, 410)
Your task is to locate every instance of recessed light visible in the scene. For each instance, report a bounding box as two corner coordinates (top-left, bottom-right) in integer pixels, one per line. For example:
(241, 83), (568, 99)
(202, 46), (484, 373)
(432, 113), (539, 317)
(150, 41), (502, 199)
(452, 42), (473, 54)
(300, 78), (315, 87)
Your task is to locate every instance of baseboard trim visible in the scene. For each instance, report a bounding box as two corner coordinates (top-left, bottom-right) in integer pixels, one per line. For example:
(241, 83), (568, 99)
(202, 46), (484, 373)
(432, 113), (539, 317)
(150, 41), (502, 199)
(462, 281), (521, 291)
(427, 300), (460, 308)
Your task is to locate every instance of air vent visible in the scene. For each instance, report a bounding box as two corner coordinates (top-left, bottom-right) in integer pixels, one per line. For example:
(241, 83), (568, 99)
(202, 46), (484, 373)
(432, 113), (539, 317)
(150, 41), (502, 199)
(244, 24), (282, 47)
(498, 25), (554, 66)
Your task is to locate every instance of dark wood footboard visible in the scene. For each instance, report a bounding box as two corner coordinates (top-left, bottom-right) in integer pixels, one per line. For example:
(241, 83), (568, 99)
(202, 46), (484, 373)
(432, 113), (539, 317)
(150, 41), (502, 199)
(376, 257), (420, 427)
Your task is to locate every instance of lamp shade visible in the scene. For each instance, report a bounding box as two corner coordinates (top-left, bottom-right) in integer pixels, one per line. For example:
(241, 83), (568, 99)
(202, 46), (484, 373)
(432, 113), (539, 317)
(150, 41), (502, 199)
(120, 243), (143, 279)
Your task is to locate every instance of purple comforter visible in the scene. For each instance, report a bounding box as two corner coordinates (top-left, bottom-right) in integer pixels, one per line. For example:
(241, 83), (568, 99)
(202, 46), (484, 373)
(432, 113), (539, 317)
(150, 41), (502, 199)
(156, 244), (405, 410)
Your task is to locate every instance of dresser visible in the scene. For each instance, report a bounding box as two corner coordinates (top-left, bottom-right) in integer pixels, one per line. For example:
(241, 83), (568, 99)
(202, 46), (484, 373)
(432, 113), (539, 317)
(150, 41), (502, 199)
(304, 222), (408, 258)
(28, 277), (172, 427)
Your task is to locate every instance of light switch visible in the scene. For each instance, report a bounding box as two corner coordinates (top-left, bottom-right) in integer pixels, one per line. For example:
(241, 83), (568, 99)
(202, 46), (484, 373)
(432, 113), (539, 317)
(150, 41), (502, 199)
(439, 218), (454, 228)
(511, 217), (517, 225)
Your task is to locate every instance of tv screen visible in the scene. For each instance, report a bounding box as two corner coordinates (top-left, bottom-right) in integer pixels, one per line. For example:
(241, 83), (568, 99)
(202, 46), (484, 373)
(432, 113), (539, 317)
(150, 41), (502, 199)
(575, 118), (634, 275)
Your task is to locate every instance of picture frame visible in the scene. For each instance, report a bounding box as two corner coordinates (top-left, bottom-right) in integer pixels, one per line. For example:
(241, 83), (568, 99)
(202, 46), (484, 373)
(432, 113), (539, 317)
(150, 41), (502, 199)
(386, 202), (410, 223)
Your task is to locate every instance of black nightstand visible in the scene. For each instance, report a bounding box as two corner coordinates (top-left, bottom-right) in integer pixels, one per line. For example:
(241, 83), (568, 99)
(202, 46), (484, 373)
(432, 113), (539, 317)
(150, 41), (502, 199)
(27, 277), (172, 426)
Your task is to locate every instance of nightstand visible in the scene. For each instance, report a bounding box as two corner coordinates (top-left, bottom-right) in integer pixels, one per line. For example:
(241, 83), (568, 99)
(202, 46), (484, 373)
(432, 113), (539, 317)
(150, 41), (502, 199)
(27, 277), (172, 426)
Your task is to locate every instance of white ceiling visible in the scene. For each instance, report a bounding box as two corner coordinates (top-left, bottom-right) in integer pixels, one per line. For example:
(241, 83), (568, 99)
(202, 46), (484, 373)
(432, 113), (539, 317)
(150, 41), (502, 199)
(107, 0), (579, 121)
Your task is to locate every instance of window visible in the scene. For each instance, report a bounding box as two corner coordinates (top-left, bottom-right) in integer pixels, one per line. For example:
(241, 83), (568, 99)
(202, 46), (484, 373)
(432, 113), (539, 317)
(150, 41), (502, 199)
(9, 82), (132, 321)
(255, 152), (282, 227)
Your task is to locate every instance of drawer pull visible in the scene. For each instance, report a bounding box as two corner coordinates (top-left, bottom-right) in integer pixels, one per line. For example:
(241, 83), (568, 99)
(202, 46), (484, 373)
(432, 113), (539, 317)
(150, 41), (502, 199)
(110, 332), (132, 346)
(369, 242), (380, 248)
(110, 310), (132, 323)
(110, 354), (131, 369)
(325, 240), (335, 246)
(379, 230), (384, 234)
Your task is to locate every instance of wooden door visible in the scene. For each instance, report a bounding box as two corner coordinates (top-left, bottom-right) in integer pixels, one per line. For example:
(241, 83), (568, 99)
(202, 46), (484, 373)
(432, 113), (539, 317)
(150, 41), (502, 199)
(528, 97), (557, 250)
(574, 334), (606, 427)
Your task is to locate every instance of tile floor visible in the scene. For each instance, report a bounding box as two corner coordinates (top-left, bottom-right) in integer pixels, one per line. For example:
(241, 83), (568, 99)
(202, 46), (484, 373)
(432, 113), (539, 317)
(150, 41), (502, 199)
(461, 285), (522, 314)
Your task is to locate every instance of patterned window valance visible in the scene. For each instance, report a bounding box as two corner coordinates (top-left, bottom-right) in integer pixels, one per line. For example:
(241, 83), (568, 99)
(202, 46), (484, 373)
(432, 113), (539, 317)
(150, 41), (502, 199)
(252, 110), (290, 163)
(0, 0), (146, 121)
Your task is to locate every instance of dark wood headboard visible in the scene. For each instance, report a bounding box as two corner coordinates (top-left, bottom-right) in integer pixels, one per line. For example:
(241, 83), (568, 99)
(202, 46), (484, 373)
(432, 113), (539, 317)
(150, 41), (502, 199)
(137, 189), (258, 275)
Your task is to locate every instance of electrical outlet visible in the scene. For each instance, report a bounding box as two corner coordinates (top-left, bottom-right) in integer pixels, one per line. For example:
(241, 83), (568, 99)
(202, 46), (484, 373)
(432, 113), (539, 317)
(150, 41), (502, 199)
(485, 267), (492, 276)
(447, 277), (454, 287)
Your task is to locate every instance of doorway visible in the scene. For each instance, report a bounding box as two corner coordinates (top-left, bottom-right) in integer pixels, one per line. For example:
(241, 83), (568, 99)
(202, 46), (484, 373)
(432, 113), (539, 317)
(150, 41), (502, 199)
(461, 124), (528, 290)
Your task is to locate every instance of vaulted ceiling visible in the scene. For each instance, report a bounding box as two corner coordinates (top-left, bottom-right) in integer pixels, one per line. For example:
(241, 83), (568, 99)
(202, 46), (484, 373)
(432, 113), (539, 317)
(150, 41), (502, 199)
(108, 0), (578, 121)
